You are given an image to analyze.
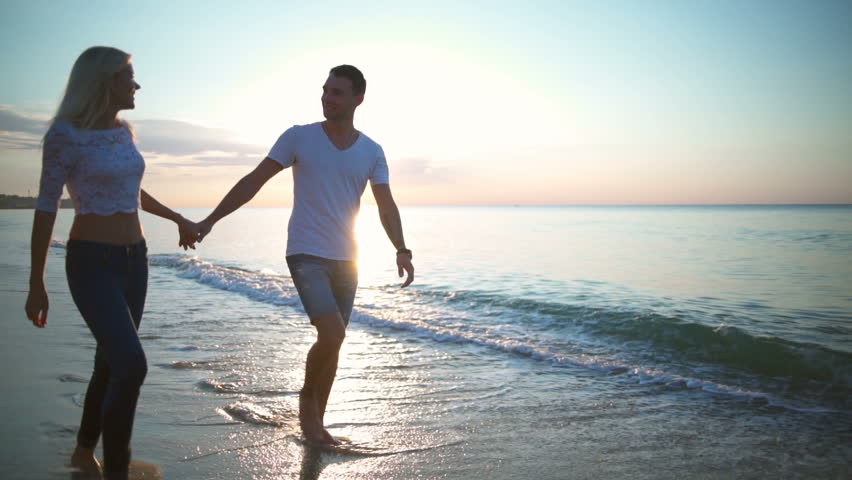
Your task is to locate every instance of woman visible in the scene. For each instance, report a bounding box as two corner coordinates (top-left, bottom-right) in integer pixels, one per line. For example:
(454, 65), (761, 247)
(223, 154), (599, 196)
(24, 46), (198, 480)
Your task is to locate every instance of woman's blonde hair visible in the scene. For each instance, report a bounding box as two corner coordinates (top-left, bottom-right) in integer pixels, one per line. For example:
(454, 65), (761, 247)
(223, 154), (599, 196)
(48, 46), (132, 134)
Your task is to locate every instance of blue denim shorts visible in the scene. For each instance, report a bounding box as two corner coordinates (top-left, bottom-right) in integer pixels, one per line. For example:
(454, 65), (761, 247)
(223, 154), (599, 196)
(286, 254), (358, 326)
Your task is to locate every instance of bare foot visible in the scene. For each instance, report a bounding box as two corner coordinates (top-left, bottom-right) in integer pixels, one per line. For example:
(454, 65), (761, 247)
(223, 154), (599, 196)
(299, 392), (327, 444)
(322, 429), (341, 445)
(128, 460), (163, 479)
(70, 444), (102, 479)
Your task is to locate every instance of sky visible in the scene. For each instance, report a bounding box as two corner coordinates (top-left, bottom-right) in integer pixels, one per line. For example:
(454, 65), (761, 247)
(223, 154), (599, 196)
(1, 0), (850, 206)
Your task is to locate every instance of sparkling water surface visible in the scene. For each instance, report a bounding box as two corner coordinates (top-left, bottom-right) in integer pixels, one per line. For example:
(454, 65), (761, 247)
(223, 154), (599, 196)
(1, 205), (850, 479)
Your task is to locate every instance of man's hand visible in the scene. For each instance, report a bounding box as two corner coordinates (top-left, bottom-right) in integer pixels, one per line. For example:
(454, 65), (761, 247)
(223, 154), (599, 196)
(397, 253), (414, 288)
(197, 219), (213, 243)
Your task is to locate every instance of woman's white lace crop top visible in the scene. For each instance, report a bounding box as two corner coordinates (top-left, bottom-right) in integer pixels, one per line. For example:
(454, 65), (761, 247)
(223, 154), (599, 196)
(36, 122), (145, 215)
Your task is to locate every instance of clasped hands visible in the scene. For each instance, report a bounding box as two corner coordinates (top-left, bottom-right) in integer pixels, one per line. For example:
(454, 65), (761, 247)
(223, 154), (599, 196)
(176, 217), (213, 250)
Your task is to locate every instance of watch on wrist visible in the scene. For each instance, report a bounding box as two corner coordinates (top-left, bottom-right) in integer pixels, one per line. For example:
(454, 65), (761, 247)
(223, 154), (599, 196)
(396, 248), (412, 259)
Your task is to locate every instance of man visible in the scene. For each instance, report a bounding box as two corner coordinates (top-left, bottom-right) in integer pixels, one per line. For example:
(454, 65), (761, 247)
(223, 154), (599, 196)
(196, 65), (414, 445)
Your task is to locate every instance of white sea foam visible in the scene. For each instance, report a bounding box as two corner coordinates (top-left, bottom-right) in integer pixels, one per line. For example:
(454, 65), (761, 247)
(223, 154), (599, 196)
(217, 401), (294, 427)
(198, 379), (241, 393)
(149, 254), (302, 308)
(148, 253), (840, 414)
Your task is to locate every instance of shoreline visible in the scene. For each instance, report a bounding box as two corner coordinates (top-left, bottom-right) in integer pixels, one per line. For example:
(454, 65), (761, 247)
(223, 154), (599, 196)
(0, 194), (72, 209)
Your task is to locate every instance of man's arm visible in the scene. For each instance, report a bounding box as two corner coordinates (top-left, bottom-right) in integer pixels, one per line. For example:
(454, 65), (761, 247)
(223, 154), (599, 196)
(198, 157), (283, 241)
(372, 183), (414, 288)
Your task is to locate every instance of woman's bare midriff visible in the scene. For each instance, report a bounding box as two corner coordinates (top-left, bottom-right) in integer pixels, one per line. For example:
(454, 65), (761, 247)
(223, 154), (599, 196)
(69, 211), (145, 245)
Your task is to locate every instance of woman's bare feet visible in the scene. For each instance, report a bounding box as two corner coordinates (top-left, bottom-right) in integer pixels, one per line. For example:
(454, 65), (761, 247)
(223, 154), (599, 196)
(70, 444), (102, 478)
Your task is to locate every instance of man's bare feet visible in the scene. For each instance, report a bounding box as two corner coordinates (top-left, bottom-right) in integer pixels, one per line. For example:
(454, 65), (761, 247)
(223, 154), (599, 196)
(299, 392), (328, 444)
(70, 444), (102, 478)
(321, 428), (341, 445)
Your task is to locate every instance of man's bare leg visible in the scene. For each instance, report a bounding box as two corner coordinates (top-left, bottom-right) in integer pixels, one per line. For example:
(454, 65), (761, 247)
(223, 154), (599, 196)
(300, 312), (345, 444)
(316, 351), (341, 444)
(70, 444), (102, 478)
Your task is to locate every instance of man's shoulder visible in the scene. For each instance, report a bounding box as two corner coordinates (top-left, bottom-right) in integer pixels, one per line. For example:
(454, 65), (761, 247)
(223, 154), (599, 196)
(357, 131), (384, 154)
(282, 122), (321, 137)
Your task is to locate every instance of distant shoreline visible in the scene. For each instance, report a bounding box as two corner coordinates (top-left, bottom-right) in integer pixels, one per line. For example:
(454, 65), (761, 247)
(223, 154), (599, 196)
(0, 194), (72, 209)
(0, 194), (848, 210)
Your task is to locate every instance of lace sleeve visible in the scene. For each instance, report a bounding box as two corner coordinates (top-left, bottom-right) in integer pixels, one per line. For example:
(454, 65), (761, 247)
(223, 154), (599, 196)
(36, 126), (76, 212)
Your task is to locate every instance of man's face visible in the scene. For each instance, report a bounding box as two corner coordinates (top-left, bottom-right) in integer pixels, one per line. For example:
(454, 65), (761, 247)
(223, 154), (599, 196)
(321, 74), (362, 120)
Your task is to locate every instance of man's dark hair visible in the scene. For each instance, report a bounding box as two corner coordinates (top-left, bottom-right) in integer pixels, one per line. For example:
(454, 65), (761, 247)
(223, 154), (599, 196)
(330, 65), (366, 96)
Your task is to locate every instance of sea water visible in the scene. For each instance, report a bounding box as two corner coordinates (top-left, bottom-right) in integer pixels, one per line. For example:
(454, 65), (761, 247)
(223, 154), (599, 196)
(1, 205), (849, 479)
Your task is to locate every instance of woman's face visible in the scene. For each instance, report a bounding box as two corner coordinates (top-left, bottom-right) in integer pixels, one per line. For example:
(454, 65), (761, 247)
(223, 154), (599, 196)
(110, 63), (140, 111)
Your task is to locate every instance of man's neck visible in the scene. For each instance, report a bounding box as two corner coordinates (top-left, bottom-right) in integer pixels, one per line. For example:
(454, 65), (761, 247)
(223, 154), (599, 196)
(321, 119), (359, 150)
(322, 119), (355, 136)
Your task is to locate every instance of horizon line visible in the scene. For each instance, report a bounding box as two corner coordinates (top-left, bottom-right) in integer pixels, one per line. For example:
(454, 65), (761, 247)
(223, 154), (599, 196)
(178, 202), (852, 208)
(2, 194), (850, 209)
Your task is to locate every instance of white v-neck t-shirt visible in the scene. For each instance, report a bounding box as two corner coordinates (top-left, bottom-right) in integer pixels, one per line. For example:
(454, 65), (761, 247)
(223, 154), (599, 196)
(267, 122), (389, 261)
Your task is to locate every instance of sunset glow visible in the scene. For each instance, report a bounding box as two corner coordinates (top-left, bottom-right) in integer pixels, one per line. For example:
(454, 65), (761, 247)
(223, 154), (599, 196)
(1, 1), (850, 206)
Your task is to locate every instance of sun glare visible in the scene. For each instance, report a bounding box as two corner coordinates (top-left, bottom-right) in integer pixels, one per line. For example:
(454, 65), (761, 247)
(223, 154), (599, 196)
(354, 204), (394, 285)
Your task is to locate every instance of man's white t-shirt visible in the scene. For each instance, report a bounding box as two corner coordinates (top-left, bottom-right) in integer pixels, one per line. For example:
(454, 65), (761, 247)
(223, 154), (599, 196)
(267, 122), (389, 261)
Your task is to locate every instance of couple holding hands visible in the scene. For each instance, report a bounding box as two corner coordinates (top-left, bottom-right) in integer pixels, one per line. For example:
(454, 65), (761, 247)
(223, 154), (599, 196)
(25, 46), (414, 480)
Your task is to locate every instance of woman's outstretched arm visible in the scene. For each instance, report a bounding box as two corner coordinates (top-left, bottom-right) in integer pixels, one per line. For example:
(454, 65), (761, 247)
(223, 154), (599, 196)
(140, 189), (200, 250)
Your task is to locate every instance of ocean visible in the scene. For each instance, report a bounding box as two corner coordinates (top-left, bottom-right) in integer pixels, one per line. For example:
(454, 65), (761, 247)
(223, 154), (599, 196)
(1, 205), (850, 479)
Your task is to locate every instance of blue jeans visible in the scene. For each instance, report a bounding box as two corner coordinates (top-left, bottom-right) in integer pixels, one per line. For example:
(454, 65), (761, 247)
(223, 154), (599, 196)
(286, 254), (358, 326)
(65, 239), (148, 479)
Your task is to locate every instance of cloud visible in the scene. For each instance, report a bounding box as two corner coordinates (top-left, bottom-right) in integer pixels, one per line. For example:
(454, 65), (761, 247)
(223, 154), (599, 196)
(0, 108), (265, 167)
(0, 106), (47, 134)
(133, 119), (264, 159)
(0, 131), (41, 150)
(145, 151), (261, 169)
(390, 157), (453, 185)
(0, 106), (47, 149)
(0, 109), (460, 180)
